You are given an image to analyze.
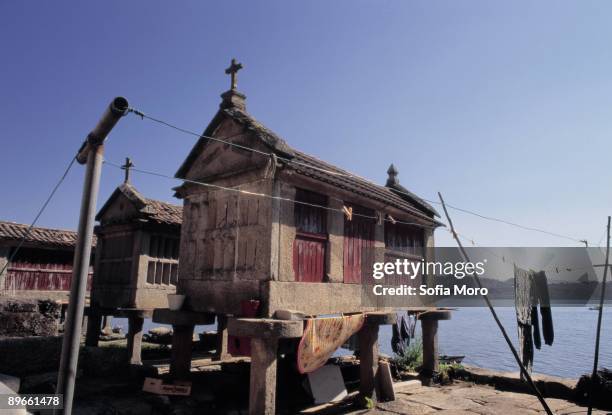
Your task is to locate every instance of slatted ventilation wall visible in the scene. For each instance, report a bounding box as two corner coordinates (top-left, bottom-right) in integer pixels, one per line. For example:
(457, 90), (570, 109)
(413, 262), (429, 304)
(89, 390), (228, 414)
(146, 235), (179, 285)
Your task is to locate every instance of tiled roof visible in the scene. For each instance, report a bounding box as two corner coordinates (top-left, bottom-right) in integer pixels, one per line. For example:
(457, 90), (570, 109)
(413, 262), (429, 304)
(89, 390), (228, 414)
(176, 97), (438, 221)
(143, 197), (183, 225)
(0, 221), (96, 249)
(96, 183), (182, 226)
(291, 151), (438, 219)
(225, 107), (438, 219)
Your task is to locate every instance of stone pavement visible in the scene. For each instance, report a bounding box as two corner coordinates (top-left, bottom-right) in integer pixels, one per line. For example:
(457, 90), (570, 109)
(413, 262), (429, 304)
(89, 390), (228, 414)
(349, 381), (610, 415)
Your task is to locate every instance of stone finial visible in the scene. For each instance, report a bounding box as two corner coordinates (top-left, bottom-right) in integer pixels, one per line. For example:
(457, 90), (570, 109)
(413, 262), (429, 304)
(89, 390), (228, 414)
(220, 89), (246, 111)
(386, 163), (399, 186)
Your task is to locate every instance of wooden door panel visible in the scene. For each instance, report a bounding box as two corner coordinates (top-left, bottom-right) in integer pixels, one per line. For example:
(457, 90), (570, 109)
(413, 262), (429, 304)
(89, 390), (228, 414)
(293, 235), (325, 282)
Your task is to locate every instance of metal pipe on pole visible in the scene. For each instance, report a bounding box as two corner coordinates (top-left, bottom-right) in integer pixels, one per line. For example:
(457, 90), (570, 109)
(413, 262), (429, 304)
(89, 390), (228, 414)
(55, 97), (129, 415)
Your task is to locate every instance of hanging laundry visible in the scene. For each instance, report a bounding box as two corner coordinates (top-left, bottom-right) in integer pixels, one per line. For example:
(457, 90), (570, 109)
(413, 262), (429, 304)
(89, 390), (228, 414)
(391, 321), (403, 356)
(391, 312), (417, 356)
(342, 206), (353, 221)
(533, 271), (554, 345)
(514, 266), (555, 376)
(403, 313), (417, 339)
(531, 306), (541, 350)
(297, 314), (365, 374)
(514, 265), (535, 374)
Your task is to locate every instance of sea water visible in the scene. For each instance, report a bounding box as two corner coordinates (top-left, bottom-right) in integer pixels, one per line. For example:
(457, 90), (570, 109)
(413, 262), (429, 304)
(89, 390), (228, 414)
(378, 307), (612, 379)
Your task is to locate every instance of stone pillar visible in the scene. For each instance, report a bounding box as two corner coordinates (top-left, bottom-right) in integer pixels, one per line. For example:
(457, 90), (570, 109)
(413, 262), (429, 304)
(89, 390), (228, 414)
(170, 324), (195, 378)
(358, 313), (397, 401)
(250, 337), (278, 415)
(215, 314), (229, 360)
(227, 318), (303, 415)
(421, 316), (439, 375)
(152, 309), (215, 379)
(0, 247), (10, 293)
(327, 198), (344, 282)
(101, 315), (113, 335)
(358, 322), (380, 399)
(423, 228), (436, 290)
(277, 184), (296, 282)
(418, 310), (452, 383)
(127, 315), (144, 365)
(85, 308), (102, 347)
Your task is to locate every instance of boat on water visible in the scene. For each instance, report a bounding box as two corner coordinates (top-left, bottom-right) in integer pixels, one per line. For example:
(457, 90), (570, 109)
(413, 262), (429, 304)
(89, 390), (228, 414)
(439, 355), (465, 364)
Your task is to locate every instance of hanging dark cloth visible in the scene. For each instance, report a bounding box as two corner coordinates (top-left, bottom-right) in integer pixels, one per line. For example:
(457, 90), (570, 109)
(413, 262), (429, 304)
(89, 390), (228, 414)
(514, 266), (555, 377)
(531, 306), (541, 350)
(391, 320), (403, 356)
(533, 271), (554, 345)
(391, 312), (417, 356)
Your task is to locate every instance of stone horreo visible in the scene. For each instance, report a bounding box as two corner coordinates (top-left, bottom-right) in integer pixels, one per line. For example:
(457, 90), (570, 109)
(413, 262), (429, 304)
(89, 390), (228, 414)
(155, 61), (450, 415)
(172, 77), (443, 318)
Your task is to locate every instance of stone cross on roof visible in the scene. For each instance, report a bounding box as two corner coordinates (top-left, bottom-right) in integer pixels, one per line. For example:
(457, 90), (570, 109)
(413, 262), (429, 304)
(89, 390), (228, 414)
(225, 58), (243, 91)
(121, 157), (134, 184)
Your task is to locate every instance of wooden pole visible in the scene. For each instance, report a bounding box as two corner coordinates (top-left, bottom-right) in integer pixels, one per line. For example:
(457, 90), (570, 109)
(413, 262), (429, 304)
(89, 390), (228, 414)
(587, 216), (610, 415)
(437, 192), (553, 415)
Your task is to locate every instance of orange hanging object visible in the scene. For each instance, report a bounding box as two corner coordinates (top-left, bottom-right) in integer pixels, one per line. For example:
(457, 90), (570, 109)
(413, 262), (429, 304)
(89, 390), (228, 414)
(342, 205), (353, 221)
(297, 314), (365, 374)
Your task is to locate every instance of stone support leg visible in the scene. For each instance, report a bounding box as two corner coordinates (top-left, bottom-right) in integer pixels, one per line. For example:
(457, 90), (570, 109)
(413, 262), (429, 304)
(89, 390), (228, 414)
(421, 317), (439, 376)
(358, 322), (380, 400)
(170, 324), (195, 379)
(227, 318), (304, 415)
(249, 337), (278, 415)
(127, 315), (144, 365)
(418, 309), (452, 383)
(215, 314), (229, 360)
(85, 308), (102, 347)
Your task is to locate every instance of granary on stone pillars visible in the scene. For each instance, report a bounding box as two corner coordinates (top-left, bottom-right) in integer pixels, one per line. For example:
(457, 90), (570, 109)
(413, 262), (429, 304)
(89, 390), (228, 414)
(172, 65), (442, 319)
(86, 159), (183, 364)
(164, 61), (451, 415)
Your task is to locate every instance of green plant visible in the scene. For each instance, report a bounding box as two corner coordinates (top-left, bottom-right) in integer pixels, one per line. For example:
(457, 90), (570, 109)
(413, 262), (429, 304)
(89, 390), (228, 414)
(437, 362), (464, 384)
(392, 337), (423, 372)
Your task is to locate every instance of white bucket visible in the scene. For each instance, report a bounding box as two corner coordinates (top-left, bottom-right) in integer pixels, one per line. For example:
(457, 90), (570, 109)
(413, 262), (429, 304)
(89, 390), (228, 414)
(167, 294), (186, 311)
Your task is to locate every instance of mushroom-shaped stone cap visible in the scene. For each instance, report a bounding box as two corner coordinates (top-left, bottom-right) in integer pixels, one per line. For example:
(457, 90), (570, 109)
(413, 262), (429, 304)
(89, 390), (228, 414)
(386, 163), (399, 186)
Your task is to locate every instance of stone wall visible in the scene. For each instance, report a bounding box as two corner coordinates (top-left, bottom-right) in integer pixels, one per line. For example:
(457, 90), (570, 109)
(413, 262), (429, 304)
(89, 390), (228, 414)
(179, 178), (274, 314)
(0, 247), (9, 291)
(0, 298), (61, 338)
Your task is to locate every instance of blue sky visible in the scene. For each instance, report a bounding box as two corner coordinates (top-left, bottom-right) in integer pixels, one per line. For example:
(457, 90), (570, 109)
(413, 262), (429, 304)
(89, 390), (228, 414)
(1, 1), (611, 247)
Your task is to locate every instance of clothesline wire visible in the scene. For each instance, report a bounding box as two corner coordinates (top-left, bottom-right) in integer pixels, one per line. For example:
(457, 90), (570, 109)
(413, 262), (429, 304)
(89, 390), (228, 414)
(0, 155), (77, 282)
(102, 160), (435, 229)
(128, 108), (352, 178)
(125, 106), (589, 246)
(105, 158), (602, 277)
(451, 229), (603, 276)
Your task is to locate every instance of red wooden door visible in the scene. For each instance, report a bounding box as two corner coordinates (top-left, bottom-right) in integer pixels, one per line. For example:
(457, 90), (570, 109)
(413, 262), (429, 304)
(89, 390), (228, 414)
(293, 233), (326, 282)
(343, 205), (375, 284)
(293, 189), (327, 282)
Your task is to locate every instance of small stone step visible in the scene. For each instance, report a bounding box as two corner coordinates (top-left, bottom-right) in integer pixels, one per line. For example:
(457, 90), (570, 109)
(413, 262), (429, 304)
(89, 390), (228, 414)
(394, 379), (422, 392)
